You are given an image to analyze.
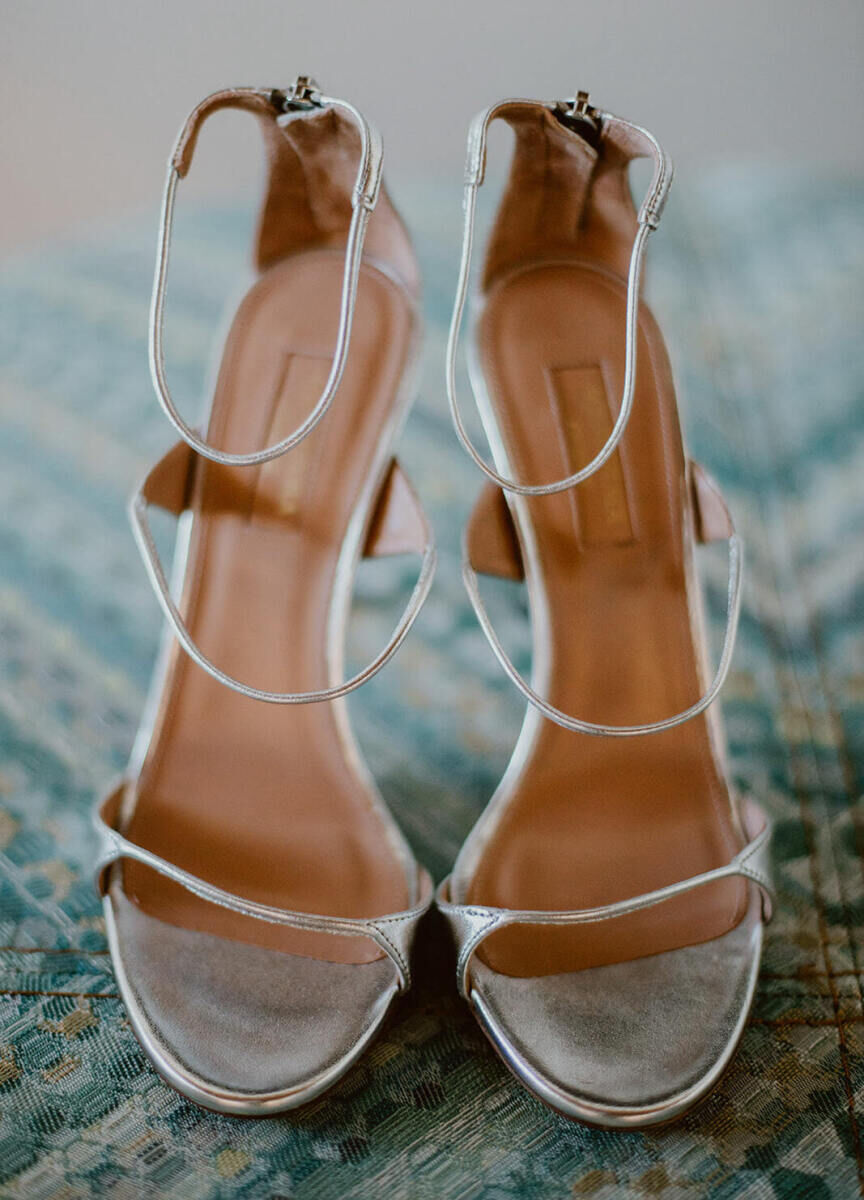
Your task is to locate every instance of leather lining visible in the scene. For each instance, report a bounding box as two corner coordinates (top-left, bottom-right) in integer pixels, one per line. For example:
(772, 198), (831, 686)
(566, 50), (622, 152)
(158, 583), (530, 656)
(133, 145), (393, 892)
(460, 258), (746, 976)
(452, 101), (746, 978)
(123, 249), (419, 965)
(461, 256), (747, 976)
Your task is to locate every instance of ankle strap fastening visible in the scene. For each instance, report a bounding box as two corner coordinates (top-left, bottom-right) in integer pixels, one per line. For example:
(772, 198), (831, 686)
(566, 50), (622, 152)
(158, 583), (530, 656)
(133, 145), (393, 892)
(446, 96), (673, 497)
(150, 84), (384, 467)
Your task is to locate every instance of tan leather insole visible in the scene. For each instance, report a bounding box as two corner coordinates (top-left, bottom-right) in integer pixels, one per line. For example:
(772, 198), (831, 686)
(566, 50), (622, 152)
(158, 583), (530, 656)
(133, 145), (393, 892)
(123, 250), (416, 964)
(467, 261), (747, 976)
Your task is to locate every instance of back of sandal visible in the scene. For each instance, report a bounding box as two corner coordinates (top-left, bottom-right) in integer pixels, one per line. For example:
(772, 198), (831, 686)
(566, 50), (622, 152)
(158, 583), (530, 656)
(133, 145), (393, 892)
(440, 92), (773, 1128)
(94, 79), (435, 1116)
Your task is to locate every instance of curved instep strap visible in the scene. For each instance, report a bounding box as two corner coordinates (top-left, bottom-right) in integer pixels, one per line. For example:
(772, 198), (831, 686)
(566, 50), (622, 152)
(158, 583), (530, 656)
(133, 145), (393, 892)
(130, 439), (436, 705)
(95, 784), (432, 993)
(447, 97), (673, 497)
(438, 804), (773, 997)
(150, 82), (384, 467)
(462, 462), (742, 737)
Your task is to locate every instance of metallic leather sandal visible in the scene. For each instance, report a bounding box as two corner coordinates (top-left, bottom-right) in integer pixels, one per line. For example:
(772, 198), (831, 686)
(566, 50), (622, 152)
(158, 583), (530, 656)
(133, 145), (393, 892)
(439, 92), (773, 1128)
(94, 79), (435, 1115)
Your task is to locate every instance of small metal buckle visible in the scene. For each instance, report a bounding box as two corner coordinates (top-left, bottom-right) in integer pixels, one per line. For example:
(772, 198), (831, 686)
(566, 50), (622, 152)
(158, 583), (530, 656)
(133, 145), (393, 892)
(570, 90), (597, 121)
(274, 75), (323, 114)
(555, 90), (601, 145)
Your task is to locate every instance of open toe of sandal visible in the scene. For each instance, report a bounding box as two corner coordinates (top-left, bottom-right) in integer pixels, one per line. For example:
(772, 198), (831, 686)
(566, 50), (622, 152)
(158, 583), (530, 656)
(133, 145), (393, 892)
(468, 895), (763, 1127)
(441, 91), (773, 1128)
(106, 886), (402, 1114)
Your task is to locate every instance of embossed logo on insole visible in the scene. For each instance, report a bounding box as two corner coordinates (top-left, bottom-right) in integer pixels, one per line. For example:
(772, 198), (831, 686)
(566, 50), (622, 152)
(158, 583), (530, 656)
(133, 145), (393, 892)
(545, 363), (634, 546)
(253, 351), (333, 518)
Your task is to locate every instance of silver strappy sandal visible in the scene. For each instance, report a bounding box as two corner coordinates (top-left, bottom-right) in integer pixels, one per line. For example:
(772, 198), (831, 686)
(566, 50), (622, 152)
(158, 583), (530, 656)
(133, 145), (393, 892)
(94, 79), (435, 1116)
(439, 92), (773, 1127)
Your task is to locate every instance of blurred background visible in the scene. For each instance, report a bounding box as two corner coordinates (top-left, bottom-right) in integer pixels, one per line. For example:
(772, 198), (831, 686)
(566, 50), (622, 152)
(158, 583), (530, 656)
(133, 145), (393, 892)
(2, 0), (863, 249)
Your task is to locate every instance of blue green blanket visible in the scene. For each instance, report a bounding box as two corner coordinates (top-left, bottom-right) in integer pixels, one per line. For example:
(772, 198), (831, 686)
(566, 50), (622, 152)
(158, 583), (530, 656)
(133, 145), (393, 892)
(0, 169), (861, 1197)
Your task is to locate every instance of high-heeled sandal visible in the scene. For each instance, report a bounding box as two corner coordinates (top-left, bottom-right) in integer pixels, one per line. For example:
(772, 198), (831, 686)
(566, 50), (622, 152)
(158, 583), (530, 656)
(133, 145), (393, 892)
(439, 92), (773, 1127)
(94, 78), (436, 1115)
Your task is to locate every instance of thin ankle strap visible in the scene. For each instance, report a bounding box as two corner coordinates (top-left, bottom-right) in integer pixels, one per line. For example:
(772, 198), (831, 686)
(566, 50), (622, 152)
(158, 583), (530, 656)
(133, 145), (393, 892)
(150, 81), (416, 468)
(130, 441), (436, 704)
(447, 95), (673, 497)
(463, 464), (743, 737)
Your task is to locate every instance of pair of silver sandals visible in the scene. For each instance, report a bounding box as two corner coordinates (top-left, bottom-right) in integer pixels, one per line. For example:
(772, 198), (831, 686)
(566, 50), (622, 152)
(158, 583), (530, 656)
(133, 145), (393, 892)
(94, 78), (773, 1128)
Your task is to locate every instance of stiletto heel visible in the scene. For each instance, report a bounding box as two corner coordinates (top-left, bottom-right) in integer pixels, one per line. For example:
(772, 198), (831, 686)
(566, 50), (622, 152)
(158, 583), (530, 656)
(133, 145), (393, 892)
(95, 79), (435, 1116)
(439, 92), (773, 1127)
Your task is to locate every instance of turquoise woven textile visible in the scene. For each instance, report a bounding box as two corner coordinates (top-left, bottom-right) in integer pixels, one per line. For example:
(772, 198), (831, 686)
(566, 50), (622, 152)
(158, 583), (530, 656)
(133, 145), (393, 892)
(0, 169), (861, 1197)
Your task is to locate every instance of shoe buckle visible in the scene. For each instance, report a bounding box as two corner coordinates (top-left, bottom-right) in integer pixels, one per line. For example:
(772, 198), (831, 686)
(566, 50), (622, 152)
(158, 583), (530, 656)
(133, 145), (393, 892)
(555, 90), (601, 145)
(276, 76), (323, 113)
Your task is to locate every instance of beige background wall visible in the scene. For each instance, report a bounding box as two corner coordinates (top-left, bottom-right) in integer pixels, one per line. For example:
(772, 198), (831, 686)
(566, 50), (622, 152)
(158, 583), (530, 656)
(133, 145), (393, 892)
(1, 0), (862, 250)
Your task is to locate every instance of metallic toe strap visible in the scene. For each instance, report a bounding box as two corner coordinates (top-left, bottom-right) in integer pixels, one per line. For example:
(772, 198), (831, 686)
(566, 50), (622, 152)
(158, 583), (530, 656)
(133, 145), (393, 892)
(95, 784), (432, 993)
(462, 466), (743, 737)
(130, 439), (437, 704)
(446, 97), (673, 497)
(150, 82), (383, 467)
(438, 808), (773, 997)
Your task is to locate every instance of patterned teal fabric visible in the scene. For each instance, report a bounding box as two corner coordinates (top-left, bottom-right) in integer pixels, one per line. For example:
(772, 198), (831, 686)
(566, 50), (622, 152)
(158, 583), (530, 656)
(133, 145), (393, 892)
(0, 168), (861, 1197)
